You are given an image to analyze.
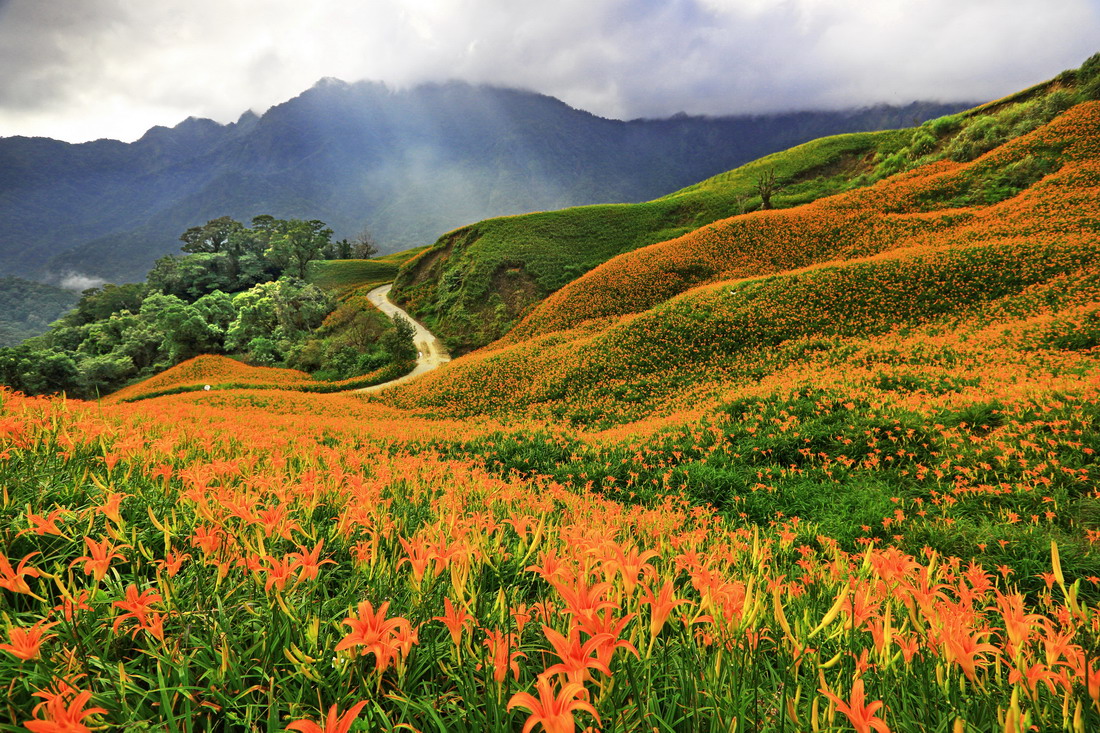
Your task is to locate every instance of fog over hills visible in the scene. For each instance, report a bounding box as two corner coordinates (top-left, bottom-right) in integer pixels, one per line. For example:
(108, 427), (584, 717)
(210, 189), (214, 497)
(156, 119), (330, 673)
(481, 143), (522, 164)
(0, 79), (969, 284)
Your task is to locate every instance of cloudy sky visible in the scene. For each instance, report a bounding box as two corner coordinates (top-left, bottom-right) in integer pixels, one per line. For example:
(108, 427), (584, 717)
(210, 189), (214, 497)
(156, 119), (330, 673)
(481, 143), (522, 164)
(0, 0), (1097, 143)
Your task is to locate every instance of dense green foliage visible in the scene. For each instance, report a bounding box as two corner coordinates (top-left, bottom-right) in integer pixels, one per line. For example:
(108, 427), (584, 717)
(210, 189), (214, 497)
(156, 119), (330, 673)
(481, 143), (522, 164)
(0, 218), (418, 398)
(0, 277), (78, 346)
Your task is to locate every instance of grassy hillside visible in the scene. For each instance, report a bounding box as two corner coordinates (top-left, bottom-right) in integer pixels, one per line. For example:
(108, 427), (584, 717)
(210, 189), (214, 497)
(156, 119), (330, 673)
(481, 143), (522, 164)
(1, 63), (1099, 732)
(306, 247), (426, 293)
(502, 94), (1091, 344)
(391, 130), (908, 354)
(392, 62), (1092, 355)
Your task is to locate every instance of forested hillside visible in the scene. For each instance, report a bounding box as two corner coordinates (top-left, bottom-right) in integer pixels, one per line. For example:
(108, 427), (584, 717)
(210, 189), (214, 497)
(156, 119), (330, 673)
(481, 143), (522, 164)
(0, 277), (77, 346)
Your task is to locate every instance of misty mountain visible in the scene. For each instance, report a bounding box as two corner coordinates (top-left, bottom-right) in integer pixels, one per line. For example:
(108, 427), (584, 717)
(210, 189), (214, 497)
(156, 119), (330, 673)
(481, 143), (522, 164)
(0, 277), (78, 347)
(0, 79), (970, 284)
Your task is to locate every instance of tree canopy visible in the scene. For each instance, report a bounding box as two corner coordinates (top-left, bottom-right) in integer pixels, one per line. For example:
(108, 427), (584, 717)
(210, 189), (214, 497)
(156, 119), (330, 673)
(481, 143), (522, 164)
(0, 214), (413, 398)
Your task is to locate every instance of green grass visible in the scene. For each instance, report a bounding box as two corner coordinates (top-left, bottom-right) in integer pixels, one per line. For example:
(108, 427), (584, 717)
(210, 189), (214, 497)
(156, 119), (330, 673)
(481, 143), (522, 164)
(308, 247), (429, 293)
(307, 259), (399, 292)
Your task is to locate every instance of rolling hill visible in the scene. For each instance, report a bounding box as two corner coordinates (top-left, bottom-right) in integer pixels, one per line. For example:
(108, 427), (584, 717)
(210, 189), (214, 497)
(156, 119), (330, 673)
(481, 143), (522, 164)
(391, 72), (1086, 354)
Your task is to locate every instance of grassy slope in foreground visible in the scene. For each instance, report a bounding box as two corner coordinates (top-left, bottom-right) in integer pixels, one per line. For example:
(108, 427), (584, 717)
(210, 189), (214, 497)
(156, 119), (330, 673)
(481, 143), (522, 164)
(2, 306), (1098, 730)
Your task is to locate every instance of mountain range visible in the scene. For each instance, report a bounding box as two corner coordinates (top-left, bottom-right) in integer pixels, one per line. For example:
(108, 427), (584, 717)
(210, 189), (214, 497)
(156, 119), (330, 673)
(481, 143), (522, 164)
(0, 79), (969, 285)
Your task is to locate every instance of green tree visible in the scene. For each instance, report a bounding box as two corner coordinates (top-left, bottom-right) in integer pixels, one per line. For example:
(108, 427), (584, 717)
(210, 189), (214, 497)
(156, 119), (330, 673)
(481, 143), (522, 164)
(194, 290), (237, 332)
(146, 254), (236, 301)
(66, 283), (146, 326)
(112, 314), (165, 372)
(77, 353), (135, 394)
(265, 219), (334, 278)
(140, 293), (223, 363)
(0, 345), (81, 396)
(225, 283), (280, 353)
(272, 279), (333, 335)
(381, 314), (417, 363)
(179, 216), (245, 255)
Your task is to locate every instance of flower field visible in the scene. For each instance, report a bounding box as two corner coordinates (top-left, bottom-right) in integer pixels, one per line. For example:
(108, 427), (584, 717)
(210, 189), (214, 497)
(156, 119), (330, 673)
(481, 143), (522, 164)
(2, 101), (1100, 731)
(2, 384), (1099, 731)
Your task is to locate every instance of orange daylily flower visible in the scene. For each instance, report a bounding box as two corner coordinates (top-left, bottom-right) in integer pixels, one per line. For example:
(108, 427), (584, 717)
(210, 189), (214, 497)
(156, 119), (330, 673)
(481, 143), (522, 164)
(433, 597), (475, 649)
(286, 701), (369, 733)
(507, 676), (600, 733)
(483, 629), (525, 683)
(94, 492), (126, 525)
(540, 625), (612, 686)
(601, 542), (659, 595)
(0, 621), (56, 661)
(640, 580), (690, 640)
(21, 507), (69, 538)
(54, 589), (92, 623)
(288, 540), (337, 583)
(71, 537), (128, 583)
(0, 551), (42, 595)
(819, 677), (891, 733)
(551, 576), (616, 625)
(941, 625), (999, 682)
(112, 584), (164, 635)
(397, 536), (435, 584)
(334, 600), (413, 672)
(25, 682), (107, 733)
(263, 554), (296, 592)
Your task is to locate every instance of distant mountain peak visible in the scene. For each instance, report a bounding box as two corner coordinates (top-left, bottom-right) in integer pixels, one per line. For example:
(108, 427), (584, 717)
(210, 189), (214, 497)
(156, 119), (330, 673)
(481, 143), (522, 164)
(236, 109), (260, 123)
(312, 76), (351, 89)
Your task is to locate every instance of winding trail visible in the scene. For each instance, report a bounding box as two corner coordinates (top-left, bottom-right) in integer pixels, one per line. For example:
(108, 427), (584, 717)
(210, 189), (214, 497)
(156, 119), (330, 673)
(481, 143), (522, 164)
(356, 283), (451, 394)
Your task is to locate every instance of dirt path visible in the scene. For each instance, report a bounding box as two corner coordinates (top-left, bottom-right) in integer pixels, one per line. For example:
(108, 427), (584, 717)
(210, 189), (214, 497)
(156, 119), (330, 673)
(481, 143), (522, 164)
(356, 284), (451, 394)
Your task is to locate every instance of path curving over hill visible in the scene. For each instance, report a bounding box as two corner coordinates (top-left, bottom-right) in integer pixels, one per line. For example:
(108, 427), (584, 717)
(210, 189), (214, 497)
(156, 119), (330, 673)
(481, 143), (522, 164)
(356, 283), (451, 394)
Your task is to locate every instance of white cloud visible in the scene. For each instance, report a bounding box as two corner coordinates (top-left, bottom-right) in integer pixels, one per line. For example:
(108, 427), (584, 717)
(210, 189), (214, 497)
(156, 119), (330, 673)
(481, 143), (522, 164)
(59, 272), (107, 291)
(0, 0), (1096, 141)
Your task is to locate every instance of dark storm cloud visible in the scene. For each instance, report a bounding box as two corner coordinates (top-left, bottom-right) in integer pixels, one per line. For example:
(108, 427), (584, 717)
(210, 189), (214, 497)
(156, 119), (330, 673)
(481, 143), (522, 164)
(0, 0), (1096, 141)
